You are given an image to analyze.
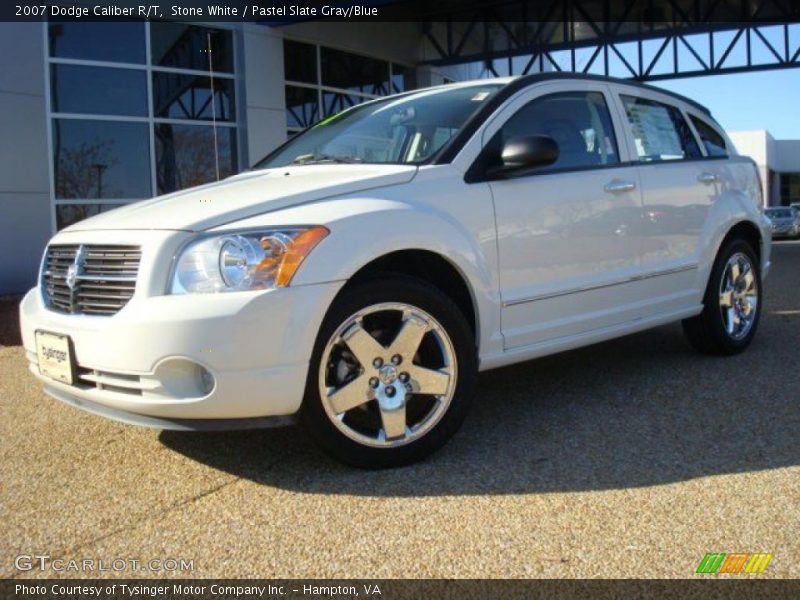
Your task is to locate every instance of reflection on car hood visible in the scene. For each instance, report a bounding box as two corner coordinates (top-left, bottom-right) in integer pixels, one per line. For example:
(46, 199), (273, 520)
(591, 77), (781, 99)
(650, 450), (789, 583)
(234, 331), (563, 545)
(63, 164), (418, 232)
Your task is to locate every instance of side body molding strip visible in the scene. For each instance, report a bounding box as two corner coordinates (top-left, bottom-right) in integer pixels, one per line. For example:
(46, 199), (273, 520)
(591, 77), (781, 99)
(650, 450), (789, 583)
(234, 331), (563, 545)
(502, 264), (699, 308)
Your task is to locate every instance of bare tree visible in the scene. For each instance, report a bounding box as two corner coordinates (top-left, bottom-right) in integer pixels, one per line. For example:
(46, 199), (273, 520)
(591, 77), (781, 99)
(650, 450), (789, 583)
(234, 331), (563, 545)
(55, 139), (120, 199)
(156, 125), (233, 193)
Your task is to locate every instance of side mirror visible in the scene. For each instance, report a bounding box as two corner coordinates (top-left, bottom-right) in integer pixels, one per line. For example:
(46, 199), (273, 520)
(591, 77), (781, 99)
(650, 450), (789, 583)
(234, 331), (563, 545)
(489, 135), (559, 178)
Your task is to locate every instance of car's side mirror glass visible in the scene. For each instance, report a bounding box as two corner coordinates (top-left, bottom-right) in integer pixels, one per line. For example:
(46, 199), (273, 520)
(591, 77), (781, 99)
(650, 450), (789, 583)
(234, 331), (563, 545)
(487, 135), (559, 179)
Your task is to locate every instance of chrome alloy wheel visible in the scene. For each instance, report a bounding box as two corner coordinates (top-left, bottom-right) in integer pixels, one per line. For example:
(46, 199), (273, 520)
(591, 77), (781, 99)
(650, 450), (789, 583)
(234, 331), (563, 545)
(318, 302), (457, 448)
(719, 252), (759, 340)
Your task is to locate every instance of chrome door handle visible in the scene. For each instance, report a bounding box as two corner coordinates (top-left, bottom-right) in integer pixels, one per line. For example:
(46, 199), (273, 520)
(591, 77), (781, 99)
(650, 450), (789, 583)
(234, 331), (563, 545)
(604, 179), (636, 194)
(698, 172), (718, 184)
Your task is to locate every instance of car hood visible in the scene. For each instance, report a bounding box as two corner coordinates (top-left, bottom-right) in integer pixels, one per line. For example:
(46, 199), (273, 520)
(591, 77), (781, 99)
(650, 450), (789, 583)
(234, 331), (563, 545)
(64, 164), (418, 232)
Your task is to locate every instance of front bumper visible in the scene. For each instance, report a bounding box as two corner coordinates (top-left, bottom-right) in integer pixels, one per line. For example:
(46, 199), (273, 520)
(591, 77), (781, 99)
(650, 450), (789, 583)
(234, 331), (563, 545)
(20, 280), (343, 424)
(41, 383), (297, 430)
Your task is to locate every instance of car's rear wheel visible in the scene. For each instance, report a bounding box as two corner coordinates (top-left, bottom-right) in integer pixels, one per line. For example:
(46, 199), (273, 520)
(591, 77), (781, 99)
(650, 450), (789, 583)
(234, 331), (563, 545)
(682, 238), (762, 355)
(300, 276), (476, 468)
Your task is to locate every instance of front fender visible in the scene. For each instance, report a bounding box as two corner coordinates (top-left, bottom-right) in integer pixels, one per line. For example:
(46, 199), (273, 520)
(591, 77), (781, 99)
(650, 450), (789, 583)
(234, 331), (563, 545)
(289, 196), (503, 358)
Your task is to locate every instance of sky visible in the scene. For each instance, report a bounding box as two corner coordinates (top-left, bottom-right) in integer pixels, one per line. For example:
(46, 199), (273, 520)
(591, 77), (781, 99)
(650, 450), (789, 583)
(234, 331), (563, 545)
(655, 70), (800, 140)
(620, 24), (800, 139)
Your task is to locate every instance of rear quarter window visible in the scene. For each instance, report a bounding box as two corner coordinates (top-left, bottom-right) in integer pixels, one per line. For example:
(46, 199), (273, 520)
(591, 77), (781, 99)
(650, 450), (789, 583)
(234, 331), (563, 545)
(689, 115), (728, 157)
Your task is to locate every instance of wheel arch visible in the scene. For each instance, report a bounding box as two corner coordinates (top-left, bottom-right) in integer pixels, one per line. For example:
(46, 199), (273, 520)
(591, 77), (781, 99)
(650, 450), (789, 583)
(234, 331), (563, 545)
(719, 220), (763, 263)
(343, 249), (479, 341)
(290, 200), (502, 356)
(698, 218), (765, 299)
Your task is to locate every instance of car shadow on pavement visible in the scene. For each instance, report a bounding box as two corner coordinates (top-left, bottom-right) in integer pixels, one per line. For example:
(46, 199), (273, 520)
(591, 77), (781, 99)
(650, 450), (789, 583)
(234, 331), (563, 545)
(160, 320), (799, 496)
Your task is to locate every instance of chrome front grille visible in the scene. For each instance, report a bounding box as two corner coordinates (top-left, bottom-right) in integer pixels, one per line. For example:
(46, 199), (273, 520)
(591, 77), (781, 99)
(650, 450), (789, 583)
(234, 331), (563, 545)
(43, 244), (141, 316)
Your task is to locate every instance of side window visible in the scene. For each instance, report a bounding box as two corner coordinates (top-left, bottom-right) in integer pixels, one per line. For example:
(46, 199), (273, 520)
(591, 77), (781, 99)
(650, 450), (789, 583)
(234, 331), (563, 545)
(493, 91), (620, 172)
(621, 95), (701, 162)
(689, 115), (728, 157)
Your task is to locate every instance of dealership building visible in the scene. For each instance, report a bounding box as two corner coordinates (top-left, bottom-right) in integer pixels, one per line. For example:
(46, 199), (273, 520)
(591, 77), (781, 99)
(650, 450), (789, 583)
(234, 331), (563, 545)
(1, 19), (799, 294)
(728, 130), (800, 210)
(0, 20), (496, 294)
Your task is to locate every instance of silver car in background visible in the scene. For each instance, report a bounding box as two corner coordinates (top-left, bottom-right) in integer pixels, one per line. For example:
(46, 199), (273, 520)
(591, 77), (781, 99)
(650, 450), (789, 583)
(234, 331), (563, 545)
(765, 207), (800, 239)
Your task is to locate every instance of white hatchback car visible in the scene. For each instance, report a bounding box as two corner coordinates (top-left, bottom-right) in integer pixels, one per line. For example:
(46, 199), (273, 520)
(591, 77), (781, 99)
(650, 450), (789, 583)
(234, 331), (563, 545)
(21, 74), (770, 467)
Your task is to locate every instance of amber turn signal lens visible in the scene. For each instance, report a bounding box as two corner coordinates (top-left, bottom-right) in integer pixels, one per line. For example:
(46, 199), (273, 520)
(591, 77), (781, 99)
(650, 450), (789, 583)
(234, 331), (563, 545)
(275, 226), (329, 287)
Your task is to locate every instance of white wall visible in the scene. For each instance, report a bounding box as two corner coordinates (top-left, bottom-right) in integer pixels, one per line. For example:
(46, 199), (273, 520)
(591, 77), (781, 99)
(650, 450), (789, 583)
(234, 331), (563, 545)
(729, 130), (800, 206)
(0, 23), (51, 294)
(729, 130), (773, 166)
(729, 130), (775, 206)
(241, 24), (287, 166)
(774, 139), (800, 173)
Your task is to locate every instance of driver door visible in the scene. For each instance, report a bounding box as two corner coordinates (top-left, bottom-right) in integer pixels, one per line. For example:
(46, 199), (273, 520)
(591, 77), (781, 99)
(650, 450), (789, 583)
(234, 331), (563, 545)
(483, 82), (646, 349)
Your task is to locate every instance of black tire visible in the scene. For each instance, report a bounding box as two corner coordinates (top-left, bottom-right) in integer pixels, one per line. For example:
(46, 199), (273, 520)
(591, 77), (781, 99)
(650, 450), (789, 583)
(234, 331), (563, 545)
(300, 275), (477, 468)
(682, 238), (762, 355)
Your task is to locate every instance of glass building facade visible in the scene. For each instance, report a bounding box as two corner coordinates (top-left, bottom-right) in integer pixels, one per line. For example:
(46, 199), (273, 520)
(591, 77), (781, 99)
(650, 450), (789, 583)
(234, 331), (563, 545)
(42, 24), (422, 232)
(47, 21), (238, 229)
(283, 39), (416, 138)
(0, 19), (480, 292)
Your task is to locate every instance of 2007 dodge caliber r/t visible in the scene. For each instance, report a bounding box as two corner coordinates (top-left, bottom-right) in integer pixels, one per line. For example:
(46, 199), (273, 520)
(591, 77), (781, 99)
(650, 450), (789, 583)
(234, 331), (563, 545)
(21, 74), (771, 468)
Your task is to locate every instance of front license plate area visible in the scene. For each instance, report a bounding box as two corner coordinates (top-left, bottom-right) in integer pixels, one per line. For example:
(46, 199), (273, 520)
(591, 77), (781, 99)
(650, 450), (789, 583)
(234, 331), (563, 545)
(35, 331), (75, 385)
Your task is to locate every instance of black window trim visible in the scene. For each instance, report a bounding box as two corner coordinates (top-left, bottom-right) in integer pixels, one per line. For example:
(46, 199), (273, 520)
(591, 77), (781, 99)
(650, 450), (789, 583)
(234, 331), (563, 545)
(433, 73), (712, 166)
(466, 159), (639, 183)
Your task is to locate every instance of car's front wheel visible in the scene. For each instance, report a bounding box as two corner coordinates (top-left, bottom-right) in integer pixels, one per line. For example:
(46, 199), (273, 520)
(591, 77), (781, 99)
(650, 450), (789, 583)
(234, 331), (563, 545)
(300, 276), (476, 468)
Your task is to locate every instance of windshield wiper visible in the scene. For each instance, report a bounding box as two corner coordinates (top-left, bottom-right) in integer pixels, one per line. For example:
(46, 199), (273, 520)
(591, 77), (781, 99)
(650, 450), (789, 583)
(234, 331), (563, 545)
(291, 154), (364, 165)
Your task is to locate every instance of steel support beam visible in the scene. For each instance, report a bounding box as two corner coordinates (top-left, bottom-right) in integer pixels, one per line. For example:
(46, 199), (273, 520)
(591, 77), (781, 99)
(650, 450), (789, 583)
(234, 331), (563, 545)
(420, 0), (800, 81)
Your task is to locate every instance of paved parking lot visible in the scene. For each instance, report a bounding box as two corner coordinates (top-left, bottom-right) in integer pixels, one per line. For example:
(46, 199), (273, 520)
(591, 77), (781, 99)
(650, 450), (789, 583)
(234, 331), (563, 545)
(2, 242), (798, 579)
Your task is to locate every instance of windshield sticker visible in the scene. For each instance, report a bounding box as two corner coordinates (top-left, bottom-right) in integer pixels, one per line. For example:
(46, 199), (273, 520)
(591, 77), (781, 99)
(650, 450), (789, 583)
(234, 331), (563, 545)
(313, 111), (346, 128)
(471, 91), (491, 102)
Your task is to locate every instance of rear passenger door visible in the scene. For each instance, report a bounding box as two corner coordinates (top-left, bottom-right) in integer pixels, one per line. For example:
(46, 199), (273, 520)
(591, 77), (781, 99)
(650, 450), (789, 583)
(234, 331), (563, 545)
(616, 92), (716, 316)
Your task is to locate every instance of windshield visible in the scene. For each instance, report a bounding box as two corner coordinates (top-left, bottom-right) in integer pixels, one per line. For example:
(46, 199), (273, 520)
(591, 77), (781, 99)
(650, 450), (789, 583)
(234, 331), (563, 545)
(254, 83), (503, 169)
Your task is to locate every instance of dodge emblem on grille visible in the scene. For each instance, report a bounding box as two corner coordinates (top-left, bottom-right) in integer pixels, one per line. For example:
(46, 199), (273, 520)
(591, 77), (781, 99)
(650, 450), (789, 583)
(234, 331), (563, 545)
(65, 264), (78, 291)
(66, 245), (86, 292)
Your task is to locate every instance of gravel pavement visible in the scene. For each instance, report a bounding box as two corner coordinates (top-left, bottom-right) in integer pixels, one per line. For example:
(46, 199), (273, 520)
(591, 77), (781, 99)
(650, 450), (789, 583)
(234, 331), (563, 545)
(2, 242), (798, 579)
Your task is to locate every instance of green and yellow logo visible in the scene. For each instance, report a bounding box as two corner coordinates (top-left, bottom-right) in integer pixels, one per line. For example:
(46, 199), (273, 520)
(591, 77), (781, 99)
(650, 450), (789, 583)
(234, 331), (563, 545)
(696, 552), (773, 574)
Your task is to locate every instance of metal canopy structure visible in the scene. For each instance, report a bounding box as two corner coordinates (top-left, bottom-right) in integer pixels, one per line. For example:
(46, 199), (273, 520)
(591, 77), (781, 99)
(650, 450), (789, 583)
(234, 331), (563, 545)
(418, 0), (800, 81)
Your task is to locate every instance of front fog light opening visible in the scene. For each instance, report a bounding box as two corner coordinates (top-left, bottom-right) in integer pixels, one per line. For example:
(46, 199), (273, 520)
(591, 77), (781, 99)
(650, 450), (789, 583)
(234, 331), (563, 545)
(198, 366), (216, 395)
(154, 359), (216, 399)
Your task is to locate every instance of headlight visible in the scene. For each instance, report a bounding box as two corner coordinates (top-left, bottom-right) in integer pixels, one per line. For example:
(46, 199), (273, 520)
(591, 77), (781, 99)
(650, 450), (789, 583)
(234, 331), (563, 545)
(171, 226), (329, 294)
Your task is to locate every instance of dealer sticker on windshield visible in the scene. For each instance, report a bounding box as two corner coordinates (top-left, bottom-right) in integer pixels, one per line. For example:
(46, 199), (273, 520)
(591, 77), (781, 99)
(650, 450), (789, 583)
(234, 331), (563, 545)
(35, 331), (74, 385)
